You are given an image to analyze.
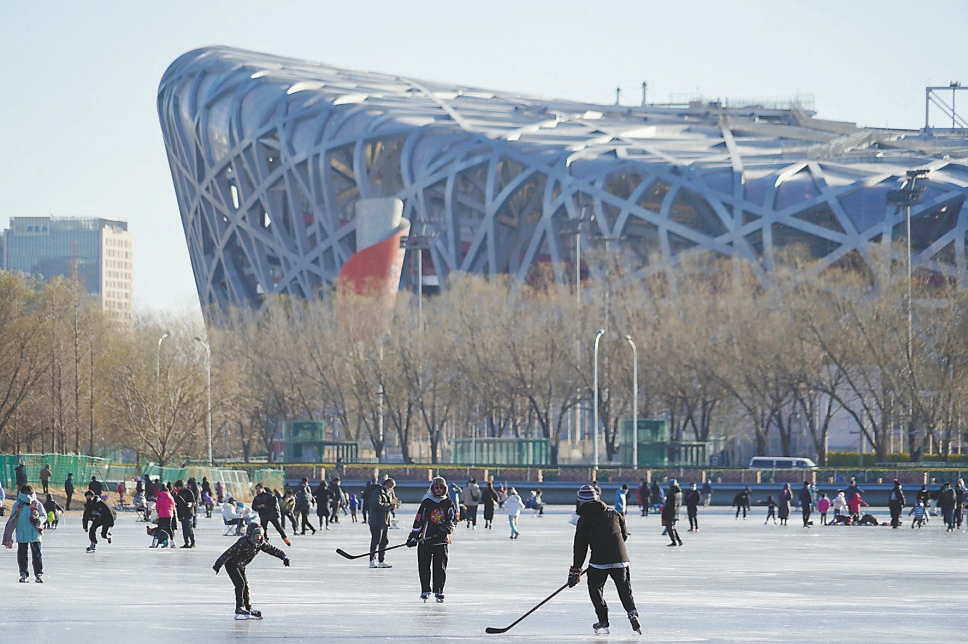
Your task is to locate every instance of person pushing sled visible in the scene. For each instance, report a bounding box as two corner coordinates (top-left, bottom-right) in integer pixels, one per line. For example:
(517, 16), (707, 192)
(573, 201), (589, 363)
(213, 522), (290, 619)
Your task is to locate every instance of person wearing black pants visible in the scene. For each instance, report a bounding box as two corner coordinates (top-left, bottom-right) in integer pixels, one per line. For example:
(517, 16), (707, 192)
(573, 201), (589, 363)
(569, 484), (641, 635)
(407, 476), (456, 602)
(368, 478), (399, 567)
(888, 479), (906, 528)
(798, 482), (814, 528)
(213, 523), (289, 618)
(173, 480), (196, 548)
(663, 480), (683, 547)
(81, 490), (115, 552)
(252, 483), (291, 546)
(64, 473), (74, 511)
(684, 482), (701, 532)
(295, 478), (317, 535)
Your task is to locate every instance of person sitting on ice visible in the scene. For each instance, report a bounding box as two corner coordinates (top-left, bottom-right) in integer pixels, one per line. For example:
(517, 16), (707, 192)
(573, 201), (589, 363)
(213, 522), (290, 619)
(147, 524), (171, 548)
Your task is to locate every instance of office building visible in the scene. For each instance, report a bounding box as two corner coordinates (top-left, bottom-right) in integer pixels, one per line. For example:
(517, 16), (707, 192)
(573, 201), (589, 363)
(3, 216), (133, 324)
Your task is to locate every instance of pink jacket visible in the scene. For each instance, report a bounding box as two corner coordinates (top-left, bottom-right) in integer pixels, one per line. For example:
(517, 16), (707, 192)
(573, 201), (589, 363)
(155, 490), (175, 518)
(816, 497), (830, 513)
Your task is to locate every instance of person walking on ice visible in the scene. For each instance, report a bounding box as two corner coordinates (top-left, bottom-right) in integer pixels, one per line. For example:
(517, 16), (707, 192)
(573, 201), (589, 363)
(213, 522), (290, 619)
(569, 484), (641, 635)
(407, 476), (457, 602)
(7, 485), (45, 583)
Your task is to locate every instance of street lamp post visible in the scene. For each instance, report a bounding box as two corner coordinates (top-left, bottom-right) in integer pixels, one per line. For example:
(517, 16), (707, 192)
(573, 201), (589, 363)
(625, 335), (638, 469)
(156, 331), (170, 440)
(593, 328), (605, 468)
(194, 336), (213, 466)
(887, 168), (928, 455)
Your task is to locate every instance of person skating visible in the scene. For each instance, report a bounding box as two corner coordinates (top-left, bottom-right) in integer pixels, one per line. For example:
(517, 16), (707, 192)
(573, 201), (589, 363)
(662, 479), (683, 547)
(213, 522), (290, 619)
(407, 476), (457, 602)
(295, 477), (317, 535)
(173, 480), (197, 548)
(81, 489), (115, 552)
(252, 483), (291, 546)
(462, 479), (481, 528)
(888, 479), (906, 528)
(684, 482), (701, 532)
(9, 485), (45, 583)
(314, 479), (330, 530)
(504, 487), (524, 539)
(798, 481), (814, 528)
(568, 484), (641, 635)
(368, 477), (400, 568)
(481, 481), (499, 529)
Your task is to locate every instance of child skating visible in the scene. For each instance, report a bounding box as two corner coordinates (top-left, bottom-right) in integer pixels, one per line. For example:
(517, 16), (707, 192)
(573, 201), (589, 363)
(759, 496), (778, 524)
(213, 522), (290, 619)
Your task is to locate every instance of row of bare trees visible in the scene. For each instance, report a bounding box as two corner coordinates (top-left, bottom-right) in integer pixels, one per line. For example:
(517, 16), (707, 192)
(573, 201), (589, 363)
(3, 249), (968, 466)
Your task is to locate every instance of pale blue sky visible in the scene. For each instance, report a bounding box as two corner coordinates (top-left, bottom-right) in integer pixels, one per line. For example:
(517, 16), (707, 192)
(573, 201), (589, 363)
(1, 0), (964, 314)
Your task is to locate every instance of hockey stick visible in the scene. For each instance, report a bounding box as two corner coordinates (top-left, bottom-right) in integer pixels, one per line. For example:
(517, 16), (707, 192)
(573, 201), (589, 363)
(335, 541), (409, 560)
(484, 568), (586, 634)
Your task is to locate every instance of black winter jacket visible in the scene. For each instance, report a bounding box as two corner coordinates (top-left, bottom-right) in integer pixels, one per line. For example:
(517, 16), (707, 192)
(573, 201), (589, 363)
(252, 490), (280, 519)
(174, 488), (196, 519)
(410, 493), (456, 544)
(82, 497), (115, 529)
(214, 536), (287, 570)
(572, 500), (629, 568)
(662, 485), (682, 523)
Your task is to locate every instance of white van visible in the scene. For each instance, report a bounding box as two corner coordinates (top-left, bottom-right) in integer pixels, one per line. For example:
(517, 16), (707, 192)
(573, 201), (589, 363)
(748, 456), (817, 470)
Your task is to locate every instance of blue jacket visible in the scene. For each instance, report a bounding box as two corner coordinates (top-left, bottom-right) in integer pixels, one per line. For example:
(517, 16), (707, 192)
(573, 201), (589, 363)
(14, 492), (43, 544)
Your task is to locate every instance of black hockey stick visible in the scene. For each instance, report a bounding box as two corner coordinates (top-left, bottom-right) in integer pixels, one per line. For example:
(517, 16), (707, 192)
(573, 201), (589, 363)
(484, 568), (586, 634)
(335, 541), (409, 560)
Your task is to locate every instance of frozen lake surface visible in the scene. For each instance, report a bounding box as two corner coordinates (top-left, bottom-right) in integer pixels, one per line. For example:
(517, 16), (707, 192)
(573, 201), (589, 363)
(2, 501), (965, 642)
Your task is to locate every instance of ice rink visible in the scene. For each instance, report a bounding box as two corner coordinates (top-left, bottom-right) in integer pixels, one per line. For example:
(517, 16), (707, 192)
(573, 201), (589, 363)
(2, 500), (965, 642)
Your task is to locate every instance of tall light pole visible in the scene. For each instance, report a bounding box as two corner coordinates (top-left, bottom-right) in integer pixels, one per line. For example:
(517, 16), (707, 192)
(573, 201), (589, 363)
(625, 335), (638, 469)
(156, 331), (170, 440)
(194, 336), (213, 466)
(593, 328), (605, 468)
(887, 168), (927, 455)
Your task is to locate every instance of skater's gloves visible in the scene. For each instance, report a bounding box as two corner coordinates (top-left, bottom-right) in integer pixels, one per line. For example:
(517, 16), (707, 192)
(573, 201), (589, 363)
(567, 567), (582, 587)
(406, 534), (419, 547)
(283, 558), (290, 567)
(213, 564), (221, 575)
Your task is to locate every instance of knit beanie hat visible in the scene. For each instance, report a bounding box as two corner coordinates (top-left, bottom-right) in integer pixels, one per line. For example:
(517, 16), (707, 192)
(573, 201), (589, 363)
(577, 484), (599, 503)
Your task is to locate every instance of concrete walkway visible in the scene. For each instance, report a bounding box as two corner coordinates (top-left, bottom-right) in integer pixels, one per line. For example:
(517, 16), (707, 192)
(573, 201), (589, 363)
(1, 502), (964, 642)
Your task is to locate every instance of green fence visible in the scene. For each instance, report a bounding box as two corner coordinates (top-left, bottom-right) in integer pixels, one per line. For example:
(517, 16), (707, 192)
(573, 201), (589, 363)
(0, 453), (119, 492)
(141, 464), (255, 502)
(1, 455), (256, 503)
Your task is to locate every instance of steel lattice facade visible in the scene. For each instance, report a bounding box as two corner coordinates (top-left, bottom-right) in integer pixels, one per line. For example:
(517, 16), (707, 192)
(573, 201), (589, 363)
(158, 46), (968, 323)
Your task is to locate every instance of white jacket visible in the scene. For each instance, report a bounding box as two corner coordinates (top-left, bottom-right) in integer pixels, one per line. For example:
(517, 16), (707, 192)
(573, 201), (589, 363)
(504, 493), (524, 517)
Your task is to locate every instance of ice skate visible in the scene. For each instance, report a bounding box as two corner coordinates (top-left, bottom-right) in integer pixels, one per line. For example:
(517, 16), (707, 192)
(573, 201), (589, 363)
(593, 621), (610, 634)
(248, 608), (262, 619)
(377, 561), (392, 568)
(86, 543), (96, 552)
(19, 573), (28, 583)
(234, 607), (251, 620)
(435, 593), (445, 603)
(369, 560), (378, 568)
(420, 592), (431, 602)
(628, 609), (642, 634)
(35, 574), (44, 584)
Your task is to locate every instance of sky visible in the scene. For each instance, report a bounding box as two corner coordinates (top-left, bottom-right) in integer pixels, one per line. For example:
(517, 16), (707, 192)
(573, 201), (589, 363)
(1, 0), (965, 315)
